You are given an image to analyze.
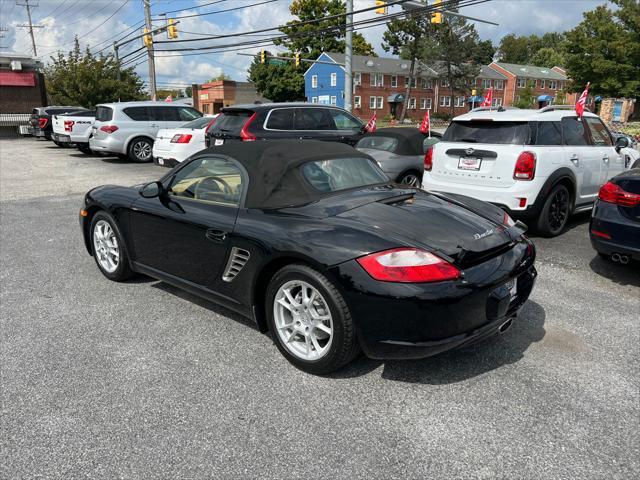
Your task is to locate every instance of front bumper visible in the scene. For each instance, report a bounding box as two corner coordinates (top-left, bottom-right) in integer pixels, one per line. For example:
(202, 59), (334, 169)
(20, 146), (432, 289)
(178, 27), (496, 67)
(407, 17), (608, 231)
(332, 240), (537, 360)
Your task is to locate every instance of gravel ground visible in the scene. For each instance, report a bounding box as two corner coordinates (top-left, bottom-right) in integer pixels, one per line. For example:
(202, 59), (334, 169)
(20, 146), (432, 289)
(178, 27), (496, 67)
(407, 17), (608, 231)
(1, 138), (639, 479)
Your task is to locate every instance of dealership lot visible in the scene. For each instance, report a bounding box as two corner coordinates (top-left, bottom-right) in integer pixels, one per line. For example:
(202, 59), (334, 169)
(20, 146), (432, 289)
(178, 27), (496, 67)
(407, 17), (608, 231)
(1, 139), (638, 478)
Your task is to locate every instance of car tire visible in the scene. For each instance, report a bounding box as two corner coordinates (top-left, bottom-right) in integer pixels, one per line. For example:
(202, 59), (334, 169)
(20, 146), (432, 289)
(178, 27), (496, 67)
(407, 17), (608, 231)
(127, 137), (153, 163)
(266, 264), (360, 375)
(53, 140), (69, 148)
(90, 211), (135, 282)
(535, 184), (571, 237)
(397, 171), (422, 187)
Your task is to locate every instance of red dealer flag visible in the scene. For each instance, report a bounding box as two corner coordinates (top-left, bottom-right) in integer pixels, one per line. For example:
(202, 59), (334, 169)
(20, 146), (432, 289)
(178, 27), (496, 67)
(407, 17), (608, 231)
(575, 82), (590, 118)
(165, 95), (173, 102)
(419, 110), (430, 134)
(480, 88), (493, 107)
(364, 112), (377, 133)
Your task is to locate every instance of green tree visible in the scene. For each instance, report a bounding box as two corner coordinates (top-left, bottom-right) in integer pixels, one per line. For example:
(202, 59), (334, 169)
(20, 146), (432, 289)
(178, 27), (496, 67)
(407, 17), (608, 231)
(564, 0), (640, 98)
(45, 37), (145, 107)
(497, 32), (567, 66)
(529, 47), (566, 69)
(514, 81), (535, 108)
(247, 51), (306, 102)
(496, 34), (531, 64)
(207, 73), (231, 82)
(185, 85), (193, 98)
(383, 8), (434, 121)
(156, 88), (181, 100)
(468, 39), (496, 65)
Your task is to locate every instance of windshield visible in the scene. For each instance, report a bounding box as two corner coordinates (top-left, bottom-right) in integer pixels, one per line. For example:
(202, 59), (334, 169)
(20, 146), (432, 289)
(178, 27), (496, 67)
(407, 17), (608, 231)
(182, 116), (215, 129)
(301, 157), (389, 193)
(443, 121), (530, 144)
(356, 136), (399, 152)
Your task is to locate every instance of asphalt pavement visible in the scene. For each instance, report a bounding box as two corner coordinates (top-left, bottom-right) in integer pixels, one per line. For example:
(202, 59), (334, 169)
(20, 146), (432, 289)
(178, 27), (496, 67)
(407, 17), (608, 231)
(1, 138), (638, 479)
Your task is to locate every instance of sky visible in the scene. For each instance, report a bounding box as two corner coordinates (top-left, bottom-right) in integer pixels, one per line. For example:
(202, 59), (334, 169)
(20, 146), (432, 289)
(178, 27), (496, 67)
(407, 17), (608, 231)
(0, 0), (606, 92)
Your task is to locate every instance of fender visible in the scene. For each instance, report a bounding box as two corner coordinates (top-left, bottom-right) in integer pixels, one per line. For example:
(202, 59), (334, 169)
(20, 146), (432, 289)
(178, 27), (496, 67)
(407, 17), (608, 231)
(529, 167), (578, 215)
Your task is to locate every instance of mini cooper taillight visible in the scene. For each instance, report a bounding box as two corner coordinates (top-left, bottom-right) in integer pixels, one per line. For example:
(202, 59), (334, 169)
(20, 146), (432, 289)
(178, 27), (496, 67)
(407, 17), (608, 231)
(598, 181), (640, 207)
(171, 134), (192, 143)
(513, 151), (536, 180)
(240, 113), (257, 141)
(357, 248), (460, 283)
(38, 118), (48, 129)
(424, 147), (434, 171)
(64, 120), (74, 132)
(99, 125), (119, 134)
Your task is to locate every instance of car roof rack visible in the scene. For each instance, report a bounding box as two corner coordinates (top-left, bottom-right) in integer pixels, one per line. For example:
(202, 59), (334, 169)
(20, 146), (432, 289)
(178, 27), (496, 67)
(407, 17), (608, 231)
(538, 105), (590, 113)
(469, 106), (516, 113)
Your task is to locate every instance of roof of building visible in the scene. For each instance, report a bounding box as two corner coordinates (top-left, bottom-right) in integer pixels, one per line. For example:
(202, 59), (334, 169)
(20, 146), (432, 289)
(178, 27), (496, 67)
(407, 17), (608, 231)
(492, 62), (567, 80)
(322, 52), (439, 77)
(478, 65), (507, 80)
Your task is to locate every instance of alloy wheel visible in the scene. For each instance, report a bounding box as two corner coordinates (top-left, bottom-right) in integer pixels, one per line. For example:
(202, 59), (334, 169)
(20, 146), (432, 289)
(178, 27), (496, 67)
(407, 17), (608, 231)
(133, 141), (151, 161)
(400, 174), (421, 187)
(273, 280), (333, 361)
(548, 188), (569, 232)
(93, 220), (120, 273)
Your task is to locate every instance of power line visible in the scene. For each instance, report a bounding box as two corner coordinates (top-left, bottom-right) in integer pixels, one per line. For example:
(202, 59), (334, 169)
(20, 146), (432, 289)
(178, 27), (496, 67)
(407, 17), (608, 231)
(154, 0), (227, 17)
(152, 0), (279, 21)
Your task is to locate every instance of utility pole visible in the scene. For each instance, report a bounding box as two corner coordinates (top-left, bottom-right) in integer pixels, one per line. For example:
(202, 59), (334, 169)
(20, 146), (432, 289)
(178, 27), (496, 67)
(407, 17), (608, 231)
(344, 0), (353, 113)
(16, 0), (43, 57)
(143, 0), (157, 101)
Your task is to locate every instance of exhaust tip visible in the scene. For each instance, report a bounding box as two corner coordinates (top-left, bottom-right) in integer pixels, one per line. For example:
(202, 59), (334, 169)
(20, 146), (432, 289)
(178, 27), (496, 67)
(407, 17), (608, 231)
(612, 253), (621, 263)
(498, 318), (514, 334)
(619, 255), (630, 265)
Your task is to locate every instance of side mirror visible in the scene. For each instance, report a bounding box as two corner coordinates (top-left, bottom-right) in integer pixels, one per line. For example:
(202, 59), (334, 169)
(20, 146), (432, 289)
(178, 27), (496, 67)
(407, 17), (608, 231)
(139, 181), (164, 198)
(615, 136), (630, 151)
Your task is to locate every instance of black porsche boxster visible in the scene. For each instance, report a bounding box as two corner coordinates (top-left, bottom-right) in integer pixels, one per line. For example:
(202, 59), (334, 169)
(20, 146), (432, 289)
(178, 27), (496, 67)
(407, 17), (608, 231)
(80, 140), (537, 374)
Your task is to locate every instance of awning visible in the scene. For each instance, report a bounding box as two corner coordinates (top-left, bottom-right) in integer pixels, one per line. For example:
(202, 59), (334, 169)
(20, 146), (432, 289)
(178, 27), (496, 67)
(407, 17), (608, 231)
(595, 96), (603, 102)
(387, 93), (405, 103)
(467, 96), (483, 103)
(537, 95), (553, 102)
(0, 71), (35, 87)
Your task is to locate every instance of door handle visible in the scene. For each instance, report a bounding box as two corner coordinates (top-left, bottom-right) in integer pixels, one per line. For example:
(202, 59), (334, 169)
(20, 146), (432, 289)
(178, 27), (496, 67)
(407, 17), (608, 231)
(150, 123), (159, 128)
(205, 229), (227, 242)
(570, 154), (579, 165)
(602, 155), (609, 163)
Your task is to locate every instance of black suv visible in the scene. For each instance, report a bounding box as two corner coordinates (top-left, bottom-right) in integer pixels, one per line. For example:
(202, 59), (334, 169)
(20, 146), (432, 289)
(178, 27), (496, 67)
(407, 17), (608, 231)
(30, 106), (87, 140)
(205, 103), (366, 147)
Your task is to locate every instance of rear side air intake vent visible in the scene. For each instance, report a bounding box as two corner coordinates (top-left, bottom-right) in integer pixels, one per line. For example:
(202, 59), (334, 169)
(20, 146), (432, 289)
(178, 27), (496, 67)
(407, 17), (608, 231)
(222, 247), (250, 282)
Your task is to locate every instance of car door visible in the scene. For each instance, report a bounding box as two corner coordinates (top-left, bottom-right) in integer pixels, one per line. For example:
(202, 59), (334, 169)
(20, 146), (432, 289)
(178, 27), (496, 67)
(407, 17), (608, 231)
(149, 106), (176, 134)
(584, 116), (623, 181)
(293, 108), (339, 142)
(129, 155), (244, 290)
(263, 108), (297, 140)
(327, 108), (365, 145)
(561, 116), (601, 203)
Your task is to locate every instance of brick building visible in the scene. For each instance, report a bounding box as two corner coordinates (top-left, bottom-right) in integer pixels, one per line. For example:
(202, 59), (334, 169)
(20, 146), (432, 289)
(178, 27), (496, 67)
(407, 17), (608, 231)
(192, 80), (269, 114)
(304, 52), (578, 120)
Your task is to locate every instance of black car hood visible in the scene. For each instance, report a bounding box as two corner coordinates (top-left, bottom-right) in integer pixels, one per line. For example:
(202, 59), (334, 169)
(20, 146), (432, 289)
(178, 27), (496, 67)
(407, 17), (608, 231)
(334, 190), (522, 262)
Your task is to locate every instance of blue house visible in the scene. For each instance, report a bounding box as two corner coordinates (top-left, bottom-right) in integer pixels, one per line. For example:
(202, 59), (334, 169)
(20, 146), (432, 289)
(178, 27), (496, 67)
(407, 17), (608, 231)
(303, 52), (345, 107)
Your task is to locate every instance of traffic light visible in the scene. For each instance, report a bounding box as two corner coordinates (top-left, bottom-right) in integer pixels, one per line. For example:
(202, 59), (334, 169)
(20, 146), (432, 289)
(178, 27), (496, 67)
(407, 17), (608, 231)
(143, 28), (152, 48)
(431, 0), (442, 23)
(167, 19), (178, 39)
(260, 49), (266, 64)
(375, 1), (387, 15)
(295, 52), (301, 67)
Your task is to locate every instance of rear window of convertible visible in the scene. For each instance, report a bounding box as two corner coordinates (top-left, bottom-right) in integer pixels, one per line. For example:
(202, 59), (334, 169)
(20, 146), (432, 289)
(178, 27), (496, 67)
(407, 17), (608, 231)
(356, 136), (399, 152)
(301, 157), (388, 193)
(443, 121), (530, 144)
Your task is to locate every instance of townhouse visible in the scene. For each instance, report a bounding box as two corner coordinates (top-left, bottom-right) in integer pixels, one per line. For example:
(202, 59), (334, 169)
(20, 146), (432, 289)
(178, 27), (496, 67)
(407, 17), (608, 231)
(304, 52), (576, 120)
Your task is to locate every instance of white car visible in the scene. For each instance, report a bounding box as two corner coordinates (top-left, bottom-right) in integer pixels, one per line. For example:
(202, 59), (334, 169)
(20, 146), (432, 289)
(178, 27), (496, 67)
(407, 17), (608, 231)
(153, 115), (218, 168)
(51, 110), (95, 154)
(422, 106), (626, 236)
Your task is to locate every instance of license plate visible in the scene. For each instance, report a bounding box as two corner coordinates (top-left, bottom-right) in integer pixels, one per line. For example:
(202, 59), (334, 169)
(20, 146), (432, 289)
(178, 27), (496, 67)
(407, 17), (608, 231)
(458, 157), (481, 171)
(214, 138), (224, 146)
(505, 278), (517, 301)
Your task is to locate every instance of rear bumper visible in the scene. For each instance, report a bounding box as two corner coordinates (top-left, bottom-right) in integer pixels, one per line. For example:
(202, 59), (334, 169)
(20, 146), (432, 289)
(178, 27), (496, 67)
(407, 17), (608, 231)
(331, 239), (537, 360)
(89, 136), (126, 155)
(153, 156), (180, 168)
(52, 133), (72, 143)
(32, 129), (48, 138)
(589, 201), (640, 260)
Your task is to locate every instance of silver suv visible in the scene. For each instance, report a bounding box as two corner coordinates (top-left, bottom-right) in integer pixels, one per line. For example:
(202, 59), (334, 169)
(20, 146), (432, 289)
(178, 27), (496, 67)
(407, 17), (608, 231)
(89, 101), (202, 162)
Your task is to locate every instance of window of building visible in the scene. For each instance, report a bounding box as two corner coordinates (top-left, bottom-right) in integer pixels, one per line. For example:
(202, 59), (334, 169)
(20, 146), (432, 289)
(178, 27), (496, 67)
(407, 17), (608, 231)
(311, 97), (318, 104)
(371, 73), (384, 87)
(330, 72), (337, 87)
(330, 95), (337, 105)
(391, 75), (397, 88)
(409, 97), (416, 109)
(202, 104), (210, 114)
(420, 98), (427, 109)
(377, 96), (384, 109)
(455, 96), (465, 107)
(354, 72), (361, 85)
(517, 78), (526, 88)
(421, 78), (432, 89)
(441, 79), (450, 88)
(492, 98), (503, 107)
(311, 75), (318, 88)
(370, 96), (377, 109)
(440, 96), (451, 107)
(426, 98), (432, 110)
(354, 96), (361, 108)
(549, 80), (558, 90)
(540, 80), (545, 89)
(482, 79), (492, 89)
(494, 80), (504, 90)
(531, 79), (537, 88)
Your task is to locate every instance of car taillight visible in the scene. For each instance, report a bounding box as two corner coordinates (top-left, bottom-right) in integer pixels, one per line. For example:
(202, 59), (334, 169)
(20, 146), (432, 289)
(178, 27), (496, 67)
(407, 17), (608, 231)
(204, 116), (218, 134)
(171, 134), (192, 143)
(598, 181), (640, 207)
(424, 147), (434, 171)
(356, 248), (460, 283)
(100, 125), (119, 134)
(240, 113), (257, 141)
(38, 118), (48, 129)
(64, 120), (74, 132)
(503, 212), (516, 226)
(513, 151), (536, 180)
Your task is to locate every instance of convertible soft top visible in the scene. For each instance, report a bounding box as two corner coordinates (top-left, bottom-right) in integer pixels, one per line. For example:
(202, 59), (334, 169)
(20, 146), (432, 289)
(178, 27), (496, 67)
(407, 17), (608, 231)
(361, 127), (427, 156)
(200, 140), (378, 209)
